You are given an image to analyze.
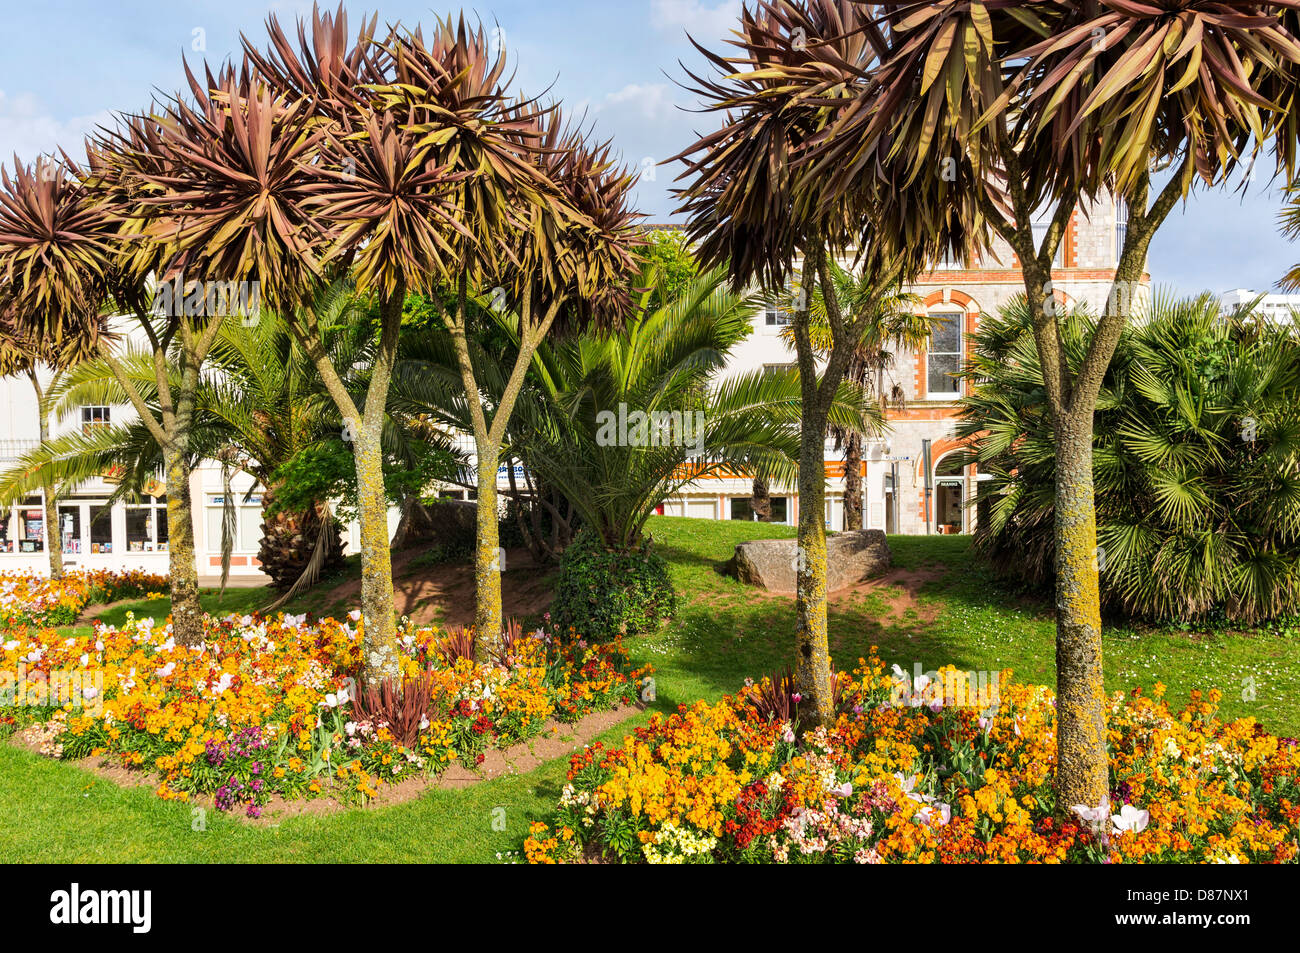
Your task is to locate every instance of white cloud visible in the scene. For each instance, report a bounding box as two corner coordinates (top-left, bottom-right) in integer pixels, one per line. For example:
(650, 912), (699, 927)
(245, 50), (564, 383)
(598, 83), (683, 123)
(651, 0), (742, 41)
(0, 90), (111, 167)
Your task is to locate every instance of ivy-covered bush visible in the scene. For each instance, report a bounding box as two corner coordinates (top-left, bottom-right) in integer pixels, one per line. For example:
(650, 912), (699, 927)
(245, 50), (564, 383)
(550, 529), (677, 641)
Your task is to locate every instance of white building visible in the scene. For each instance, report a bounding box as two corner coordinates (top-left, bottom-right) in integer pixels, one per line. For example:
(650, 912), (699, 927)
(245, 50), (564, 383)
(1220, 288), (1300, 320)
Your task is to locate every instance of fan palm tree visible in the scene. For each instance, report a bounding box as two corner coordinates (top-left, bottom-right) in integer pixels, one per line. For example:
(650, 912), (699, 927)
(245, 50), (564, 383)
(962, 291), (1300, 626)
(779, 261), (926, 530)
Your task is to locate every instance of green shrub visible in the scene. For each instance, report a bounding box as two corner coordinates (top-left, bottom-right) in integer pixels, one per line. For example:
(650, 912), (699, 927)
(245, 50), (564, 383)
(550, 529), (677, 641)
(961, 292), (1300, 626)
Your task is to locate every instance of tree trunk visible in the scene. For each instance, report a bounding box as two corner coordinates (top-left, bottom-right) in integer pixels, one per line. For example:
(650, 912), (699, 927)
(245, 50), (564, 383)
(31, 377), (64, 580)
(1052, 408), (1109, 811)
(473, 442), (503, 641)
(257, 485), (343, 591)
(750, 478), (771, 521)
(165, 451), (203, 645)
(795, 406), (835, 728)
(843, 431), (863, 531)
(790, 243), (840, 728)
(351, 286), (405, 680)
(353, 419), (400, 675)
(42, 482), (64, 579)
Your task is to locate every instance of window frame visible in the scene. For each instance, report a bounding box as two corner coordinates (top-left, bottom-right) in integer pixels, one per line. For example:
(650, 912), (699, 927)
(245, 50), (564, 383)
(925, 308), (965, 400)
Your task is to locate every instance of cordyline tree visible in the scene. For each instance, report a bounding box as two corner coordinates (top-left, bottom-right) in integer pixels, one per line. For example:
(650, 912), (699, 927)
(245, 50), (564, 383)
(801, 0), (1300, 811)
(0, 157), (113, 582)
(442, 108), (641, 638)
(672, 0), (946, 728)
(74, 61), (327, 647)
(0, 284), (110, 579)
(241, 7), (631, 669)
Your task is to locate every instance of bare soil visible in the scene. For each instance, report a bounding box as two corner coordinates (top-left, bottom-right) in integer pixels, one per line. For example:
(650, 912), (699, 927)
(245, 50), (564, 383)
(320, 546), (555, 627)
(10, 703), (642, 825)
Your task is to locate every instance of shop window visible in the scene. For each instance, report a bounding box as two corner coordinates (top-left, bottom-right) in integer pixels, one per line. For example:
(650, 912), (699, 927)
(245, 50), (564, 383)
(90, 505), (113, 554)
(126, 496), (168, 553)
(206, 493), (262, 552)
(58, 505), (82, 554)
(17, 501), (45, 553)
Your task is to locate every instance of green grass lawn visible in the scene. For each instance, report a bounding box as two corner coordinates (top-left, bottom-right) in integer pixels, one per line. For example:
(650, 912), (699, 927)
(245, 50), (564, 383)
(3, 517), (1297, 862)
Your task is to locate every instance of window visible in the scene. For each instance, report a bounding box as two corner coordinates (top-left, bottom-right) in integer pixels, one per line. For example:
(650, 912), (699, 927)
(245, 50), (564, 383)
(763, 362), (797, 373)
(1115, 198), (1129, 262)
(0, 510), (12, 553)
(58, 505), (82, 554)
(126, 496), (168, 553)
(81, 406), (111, 435)
(1030, 220), (1066, 268)
(205, 493), (262, 553)
(764, 304), (792, 327)
(17, 500), (44, 553)
(731, 496), (788, 523)
(89, 505), (113, 554)
(927, 311), (963, 396)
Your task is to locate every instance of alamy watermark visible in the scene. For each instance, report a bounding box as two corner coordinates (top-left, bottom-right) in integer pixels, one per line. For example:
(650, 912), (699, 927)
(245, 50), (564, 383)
(151, 274), (261, 324)
(595, 403), (706, 457)
(888, 662), (1000, 714)
(0, 665), (103, 716)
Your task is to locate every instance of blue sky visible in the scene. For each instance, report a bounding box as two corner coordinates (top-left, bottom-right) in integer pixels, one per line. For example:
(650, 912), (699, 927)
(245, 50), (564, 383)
(2, 0), (1296, 298)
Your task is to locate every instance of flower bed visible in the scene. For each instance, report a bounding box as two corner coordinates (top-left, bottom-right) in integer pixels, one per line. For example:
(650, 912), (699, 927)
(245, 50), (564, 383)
(524, 653), (1300, 864)
(1, 611), (647, 817)
(0, 570), (169, 628)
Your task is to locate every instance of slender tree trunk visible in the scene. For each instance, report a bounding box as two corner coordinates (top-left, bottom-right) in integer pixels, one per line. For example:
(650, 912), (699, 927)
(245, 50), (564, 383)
(33, 382), (64, 580)
(1052, 408), (1108, 810)
(795, 400), (835, 727)
(843, 431), (863, 531)
(750, 478), (771, 521)
(353, 418), (399, 674)
(352, 287), (404, 679)
(42, 481), (63, 578)
(165, 451), (203, 644)
(790, 244), (845, 729)
(473, 442), (503, 640)
(446, 283), (557, 642)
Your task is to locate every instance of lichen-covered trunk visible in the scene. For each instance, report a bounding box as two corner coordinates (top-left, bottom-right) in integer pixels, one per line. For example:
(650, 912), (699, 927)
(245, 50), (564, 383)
(353, 420), (400, 678)
(474, 443), (503, 642)
(166, 452), (203, 646)
(1053, 409), (1109, 813)
(843, 431), (863, 532)
(795, 410), (835, 729)
(42, 482), (64, 580)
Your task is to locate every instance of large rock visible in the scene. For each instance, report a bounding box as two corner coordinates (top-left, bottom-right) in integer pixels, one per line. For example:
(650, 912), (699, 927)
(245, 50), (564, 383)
(731, 530), (891, 594)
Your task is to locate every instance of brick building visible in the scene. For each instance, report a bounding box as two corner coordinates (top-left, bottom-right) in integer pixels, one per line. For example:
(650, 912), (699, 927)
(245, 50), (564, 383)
(663, 192), (1148, 535)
